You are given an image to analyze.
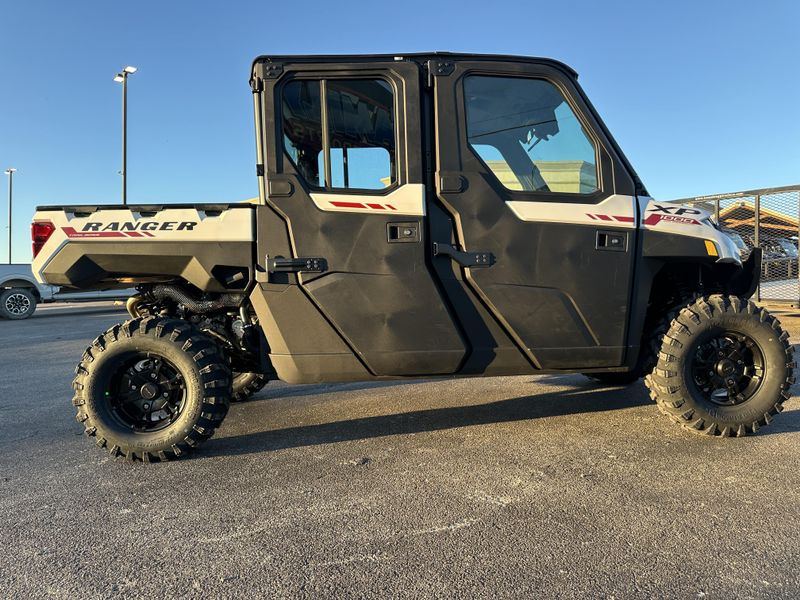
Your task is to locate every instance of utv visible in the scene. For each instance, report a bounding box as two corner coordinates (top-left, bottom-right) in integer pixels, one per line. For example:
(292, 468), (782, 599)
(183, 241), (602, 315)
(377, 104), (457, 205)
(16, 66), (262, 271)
(32, 53), (794, 461)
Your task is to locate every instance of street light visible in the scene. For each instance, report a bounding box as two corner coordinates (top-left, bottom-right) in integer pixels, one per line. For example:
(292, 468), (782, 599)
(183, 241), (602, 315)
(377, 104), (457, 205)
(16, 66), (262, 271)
(113, 66), (137, 205)
(4, 168), (16, 264)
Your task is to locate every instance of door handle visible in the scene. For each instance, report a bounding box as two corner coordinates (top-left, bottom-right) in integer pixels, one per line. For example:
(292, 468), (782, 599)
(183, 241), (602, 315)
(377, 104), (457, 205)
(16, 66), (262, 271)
(387, 222), (419, 243)
(266, 255), (327, 273)
(595, 231), (627, 252)
(433, 242), (496, 267)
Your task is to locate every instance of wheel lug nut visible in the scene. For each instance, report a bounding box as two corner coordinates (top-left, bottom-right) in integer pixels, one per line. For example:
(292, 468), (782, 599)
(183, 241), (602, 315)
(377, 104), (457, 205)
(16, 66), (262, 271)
(150, 373), (157, 379)
(143, 403), (150, 410)
(162, 392), (168, 398)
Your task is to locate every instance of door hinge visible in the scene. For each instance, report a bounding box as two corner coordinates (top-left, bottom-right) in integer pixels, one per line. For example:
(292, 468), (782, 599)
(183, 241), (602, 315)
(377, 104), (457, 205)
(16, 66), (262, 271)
(250, 76), (264, 93)
(426, 59), (455, 87)
(262, 62), (283, 79)
(439, 174), (465, 193)
(433, 242), (495, 268)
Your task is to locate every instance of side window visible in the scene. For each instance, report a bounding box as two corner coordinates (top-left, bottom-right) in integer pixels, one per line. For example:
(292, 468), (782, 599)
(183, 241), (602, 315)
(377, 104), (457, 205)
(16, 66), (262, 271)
(464, 75), (598, 195)
(282, 78), (396, 191)
(282, 80), (323, 187)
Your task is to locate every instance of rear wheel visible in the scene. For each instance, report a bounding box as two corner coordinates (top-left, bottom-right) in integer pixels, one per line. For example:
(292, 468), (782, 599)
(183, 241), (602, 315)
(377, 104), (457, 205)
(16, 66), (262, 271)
(232, 371), (269, 402)
(645, 295), (795, 436)
(72, 317), (231, 461)
(0, 288), (37, 319)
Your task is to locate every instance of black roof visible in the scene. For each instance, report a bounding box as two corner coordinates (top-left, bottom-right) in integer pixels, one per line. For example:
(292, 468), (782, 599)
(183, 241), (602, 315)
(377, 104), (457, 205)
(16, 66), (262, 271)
(250, 52), (578, 80)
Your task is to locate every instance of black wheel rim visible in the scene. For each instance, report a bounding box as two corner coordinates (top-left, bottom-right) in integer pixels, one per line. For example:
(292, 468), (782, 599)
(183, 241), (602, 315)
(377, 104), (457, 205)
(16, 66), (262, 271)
(107, 353), (187, 432)
(690, 331), (765, 406)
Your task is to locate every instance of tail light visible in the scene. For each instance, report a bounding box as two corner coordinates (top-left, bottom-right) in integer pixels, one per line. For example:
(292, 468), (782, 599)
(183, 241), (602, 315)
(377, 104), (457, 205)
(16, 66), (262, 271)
(31, 221), (56, 258)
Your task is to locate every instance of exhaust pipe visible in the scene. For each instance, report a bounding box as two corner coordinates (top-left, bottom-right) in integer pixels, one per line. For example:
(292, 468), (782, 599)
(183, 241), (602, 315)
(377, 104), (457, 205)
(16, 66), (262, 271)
(126, 295), (144, 319)
(149, 285), (244, 313)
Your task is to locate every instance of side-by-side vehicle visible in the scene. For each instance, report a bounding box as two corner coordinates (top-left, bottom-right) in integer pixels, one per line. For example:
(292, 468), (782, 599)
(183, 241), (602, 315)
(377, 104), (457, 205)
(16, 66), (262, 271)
(31, 53), (794, 461)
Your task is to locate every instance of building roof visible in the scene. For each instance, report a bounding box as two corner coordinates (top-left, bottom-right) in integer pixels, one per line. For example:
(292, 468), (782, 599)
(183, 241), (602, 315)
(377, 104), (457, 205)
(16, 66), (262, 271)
(719, 201), (798, 234)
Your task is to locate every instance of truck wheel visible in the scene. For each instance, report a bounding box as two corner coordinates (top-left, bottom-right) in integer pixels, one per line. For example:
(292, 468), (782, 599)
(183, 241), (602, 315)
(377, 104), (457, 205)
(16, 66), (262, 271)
(0, 288), (37, 319)
(232, 371), (268, 402)
(72, 317), (231, 462)
(645, 295), (795, 437)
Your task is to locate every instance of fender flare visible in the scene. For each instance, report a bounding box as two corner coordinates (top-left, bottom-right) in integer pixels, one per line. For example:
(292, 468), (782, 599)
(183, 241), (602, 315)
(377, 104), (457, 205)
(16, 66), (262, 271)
(726, 247), (761, 299)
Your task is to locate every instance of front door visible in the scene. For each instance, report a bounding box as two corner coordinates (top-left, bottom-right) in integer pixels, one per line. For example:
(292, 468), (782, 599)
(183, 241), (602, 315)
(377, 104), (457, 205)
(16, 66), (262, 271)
(431, 59), (639, 370)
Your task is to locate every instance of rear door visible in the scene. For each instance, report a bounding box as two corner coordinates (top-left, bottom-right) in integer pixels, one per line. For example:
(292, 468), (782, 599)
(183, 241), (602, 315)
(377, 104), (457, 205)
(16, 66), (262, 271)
(430, 59), (639, 370)
(256, 59), (467, 376)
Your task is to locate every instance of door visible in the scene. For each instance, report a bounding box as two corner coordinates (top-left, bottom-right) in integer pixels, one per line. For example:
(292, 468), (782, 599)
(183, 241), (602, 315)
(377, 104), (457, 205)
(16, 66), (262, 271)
(255, 59), (467, 376)
(431, 59), (639, 370)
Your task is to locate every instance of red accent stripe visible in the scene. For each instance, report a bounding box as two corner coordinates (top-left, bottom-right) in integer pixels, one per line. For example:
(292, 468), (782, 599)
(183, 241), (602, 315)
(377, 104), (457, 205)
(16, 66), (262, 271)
(612, 215), (634, 223)
(141, 231), (156, 237)
(366, 203), (384, 210)
(385, 204), (397, 211)
(586, 213), (598, 220)
(62, 226), (125, 238)
(330, 201), (367, 209)
(125, 231), (144, 237)
(643, 214), (663, 226)
(595, 214), (613, 221)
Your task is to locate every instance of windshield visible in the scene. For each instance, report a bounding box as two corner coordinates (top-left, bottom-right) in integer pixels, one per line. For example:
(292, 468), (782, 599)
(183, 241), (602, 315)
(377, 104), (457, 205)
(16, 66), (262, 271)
(778, 239), (798, 257)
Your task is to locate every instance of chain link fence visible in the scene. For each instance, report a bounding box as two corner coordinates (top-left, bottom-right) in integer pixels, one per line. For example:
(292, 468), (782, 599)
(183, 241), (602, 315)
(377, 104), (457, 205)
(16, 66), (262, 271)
(671, 185), (800, 303)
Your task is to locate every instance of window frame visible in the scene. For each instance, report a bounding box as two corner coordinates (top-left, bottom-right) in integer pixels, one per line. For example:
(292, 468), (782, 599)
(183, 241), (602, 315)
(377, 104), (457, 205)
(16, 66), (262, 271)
(459, 70), (609, 203)
(278, 75), (401, 196)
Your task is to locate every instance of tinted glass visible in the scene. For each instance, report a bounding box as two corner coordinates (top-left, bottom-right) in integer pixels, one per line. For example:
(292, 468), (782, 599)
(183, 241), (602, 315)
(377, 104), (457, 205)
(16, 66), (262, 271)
(464, 75), (598, 195)
(282, 80), (323, 187)
(282, 78), (395, 190)
(326, 79), (395, 189)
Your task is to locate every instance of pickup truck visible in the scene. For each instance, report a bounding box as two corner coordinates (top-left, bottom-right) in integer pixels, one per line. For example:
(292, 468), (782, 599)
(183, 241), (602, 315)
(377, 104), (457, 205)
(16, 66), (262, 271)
(0, 263), (128, 319)
(31, 53), (794, 462)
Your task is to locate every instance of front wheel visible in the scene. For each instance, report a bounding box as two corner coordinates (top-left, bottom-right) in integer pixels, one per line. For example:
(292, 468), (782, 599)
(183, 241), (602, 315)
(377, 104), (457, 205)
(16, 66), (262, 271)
(645, 295), (795, 437)
(72, 317), (232, 461)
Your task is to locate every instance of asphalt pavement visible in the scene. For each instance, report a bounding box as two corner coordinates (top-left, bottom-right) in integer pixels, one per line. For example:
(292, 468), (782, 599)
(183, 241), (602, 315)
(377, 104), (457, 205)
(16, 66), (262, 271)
(1, 302), (799, 599)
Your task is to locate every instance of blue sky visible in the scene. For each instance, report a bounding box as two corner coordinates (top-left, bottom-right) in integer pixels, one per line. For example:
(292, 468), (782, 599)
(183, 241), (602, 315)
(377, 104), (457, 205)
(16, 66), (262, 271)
(1, 0), (798, 262)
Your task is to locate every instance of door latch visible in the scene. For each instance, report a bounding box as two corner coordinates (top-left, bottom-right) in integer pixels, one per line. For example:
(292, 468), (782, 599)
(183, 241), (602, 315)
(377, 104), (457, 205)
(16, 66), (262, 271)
(266, 256), (327, 273)
(433, 242), (496, 267)
(387, 222), (419, 243)
(595, 231), (628, 252)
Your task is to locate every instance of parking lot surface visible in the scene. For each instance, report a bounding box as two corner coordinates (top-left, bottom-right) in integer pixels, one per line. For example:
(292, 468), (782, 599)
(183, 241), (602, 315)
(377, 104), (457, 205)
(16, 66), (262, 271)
(1, 303), (799, 598)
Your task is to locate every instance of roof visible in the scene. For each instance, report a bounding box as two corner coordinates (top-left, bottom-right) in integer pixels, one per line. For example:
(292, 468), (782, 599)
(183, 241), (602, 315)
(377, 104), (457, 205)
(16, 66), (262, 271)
(718, 201), (799, 234)
(250, 52), (578, 80)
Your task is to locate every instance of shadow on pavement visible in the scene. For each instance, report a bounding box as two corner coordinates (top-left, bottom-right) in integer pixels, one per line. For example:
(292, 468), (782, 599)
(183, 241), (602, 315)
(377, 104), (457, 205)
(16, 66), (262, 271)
(206, 382), (654, 457)
(252, 378), (436, 402)
(248, 372), (605, 404)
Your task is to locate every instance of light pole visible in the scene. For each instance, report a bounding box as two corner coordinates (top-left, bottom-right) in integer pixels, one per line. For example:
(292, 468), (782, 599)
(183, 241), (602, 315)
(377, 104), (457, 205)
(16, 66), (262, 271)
(113, 66), (137, 205)
(4, 168), (15, 264)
